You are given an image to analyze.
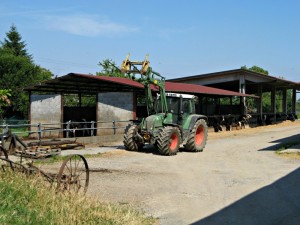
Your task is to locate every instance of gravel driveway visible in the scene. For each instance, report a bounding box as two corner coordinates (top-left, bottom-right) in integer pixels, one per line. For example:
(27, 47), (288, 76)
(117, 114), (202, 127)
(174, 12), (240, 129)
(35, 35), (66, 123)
(44, 122), (300, 225)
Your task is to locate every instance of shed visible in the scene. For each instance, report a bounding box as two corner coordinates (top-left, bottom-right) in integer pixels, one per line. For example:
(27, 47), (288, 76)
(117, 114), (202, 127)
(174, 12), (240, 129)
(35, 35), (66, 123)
(169, 69), (300, 123)
(25, 73), (256, 137)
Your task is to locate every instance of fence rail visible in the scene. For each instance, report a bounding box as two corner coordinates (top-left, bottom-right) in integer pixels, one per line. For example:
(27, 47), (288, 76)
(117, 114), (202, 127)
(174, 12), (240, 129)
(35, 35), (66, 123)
(0, 120), (132, 141)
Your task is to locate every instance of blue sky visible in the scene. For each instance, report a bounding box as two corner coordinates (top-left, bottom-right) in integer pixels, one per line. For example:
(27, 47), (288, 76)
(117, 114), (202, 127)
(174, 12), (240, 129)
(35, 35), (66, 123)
(0, 0), (299, 82)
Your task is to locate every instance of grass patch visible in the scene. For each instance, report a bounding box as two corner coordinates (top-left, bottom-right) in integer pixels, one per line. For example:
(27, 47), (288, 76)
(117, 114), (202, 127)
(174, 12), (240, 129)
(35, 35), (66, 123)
(275, 141), (300, 160)
(0, 171), (157, 225)
(35, 152), (104, 164)
(276, 152), (300, 160)
(275, 141), (300, 152)
(0, 126), (30, 138)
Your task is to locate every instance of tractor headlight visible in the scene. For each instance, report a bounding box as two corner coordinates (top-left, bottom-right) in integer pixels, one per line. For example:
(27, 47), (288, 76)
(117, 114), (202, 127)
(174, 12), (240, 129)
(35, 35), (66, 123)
(143, 133), (150, 141)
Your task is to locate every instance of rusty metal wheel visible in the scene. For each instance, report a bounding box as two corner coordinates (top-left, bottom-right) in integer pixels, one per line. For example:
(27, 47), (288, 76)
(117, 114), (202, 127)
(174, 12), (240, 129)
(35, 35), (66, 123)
(0, 146), (8, 159)
(0, 146), (12, 172)
(56, 154), (89, 194)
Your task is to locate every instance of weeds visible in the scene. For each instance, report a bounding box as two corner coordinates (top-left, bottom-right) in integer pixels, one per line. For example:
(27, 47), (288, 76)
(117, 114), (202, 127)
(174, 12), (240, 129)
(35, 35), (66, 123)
(276, 141), (300, 151)
(275, 141), (300, 160)
(0, 171), (157, 225)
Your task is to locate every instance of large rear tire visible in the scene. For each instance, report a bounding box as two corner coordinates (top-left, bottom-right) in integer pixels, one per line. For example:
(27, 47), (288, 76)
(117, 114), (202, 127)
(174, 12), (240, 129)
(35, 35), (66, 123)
(157, 126), (181, 156)
(123, 125), (144, 151)
(184, 119), (208, 152)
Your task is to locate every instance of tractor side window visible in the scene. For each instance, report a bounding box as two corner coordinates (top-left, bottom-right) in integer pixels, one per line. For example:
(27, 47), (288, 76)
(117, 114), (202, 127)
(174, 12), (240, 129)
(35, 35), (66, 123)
(182, 99), (190, 114)
(156, 96), (180, 114)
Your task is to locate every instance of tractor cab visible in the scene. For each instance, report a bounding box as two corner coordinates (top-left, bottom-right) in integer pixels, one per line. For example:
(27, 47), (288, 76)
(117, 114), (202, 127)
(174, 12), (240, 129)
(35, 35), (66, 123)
(156, 93), (197, 125)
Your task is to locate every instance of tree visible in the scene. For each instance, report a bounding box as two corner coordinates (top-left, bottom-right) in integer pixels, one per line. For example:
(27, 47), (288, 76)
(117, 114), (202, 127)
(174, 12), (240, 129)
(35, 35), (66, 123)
(0, 89), (11, 119)
(241, 65), (270, 112)
(96, 59), (126, 77)
(0, 25), (53, 118)
(1, 24), (32, 60)
(242, 65), (296, 114)
(241, 65), (269, 75)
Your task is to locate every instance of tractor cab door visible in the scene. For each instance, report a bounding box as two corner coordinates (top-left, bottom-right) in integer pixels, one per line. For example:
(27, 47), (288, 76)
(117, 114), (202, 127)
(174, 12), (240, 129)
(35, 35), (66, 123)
(166, 97), (180, 124)
(181, 98), (192, 123)
(156, 96), (181, 124)
(158, 95), (194, 125)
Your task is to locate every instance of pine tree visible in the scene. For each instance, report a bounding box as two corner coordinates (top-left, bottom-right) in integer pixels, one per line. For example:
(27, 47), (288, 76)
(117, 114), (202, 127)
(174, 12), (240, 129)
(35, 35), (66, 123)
(1, 24), (32, 60)
(0, 24), (52, 118)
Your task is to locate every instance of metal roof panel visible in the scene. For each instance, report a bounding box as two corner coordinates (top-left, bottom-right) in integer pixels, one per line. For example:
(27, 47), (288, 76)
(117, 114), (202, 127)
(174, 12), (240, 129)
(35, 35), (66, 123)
(25, 73), (257, 97)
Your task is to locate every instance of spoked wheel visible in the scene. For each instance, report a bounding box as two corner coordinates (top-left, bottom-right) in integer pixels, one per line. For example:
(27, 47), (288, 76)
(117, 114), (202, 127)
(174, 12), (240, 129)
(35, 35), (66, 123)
(56, 154), (89, 194)
(0, 146), (15, 172)
(0, 146), (8, 159)
(0, 146), (9, 171)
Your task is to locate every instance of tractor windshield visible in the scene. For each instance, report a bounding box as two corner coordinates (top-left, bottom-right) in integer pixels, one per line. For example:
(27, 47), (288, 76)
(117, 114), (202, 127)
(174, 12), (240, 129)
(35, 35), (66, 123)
(156, 96), (180, 114)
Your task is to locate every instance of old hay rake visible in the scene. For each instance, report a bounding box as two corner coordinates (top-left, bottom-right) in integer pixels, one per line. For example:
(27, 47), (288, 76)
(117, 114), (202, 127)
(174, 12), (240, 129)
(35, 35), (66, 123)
(0, 139), (90, 194)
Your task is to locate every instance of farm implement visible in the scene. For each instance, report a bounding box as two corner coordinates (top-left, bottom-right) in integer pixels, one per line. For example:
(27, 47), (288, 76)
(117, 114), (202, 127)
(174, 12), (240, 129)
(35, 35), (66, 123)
(0, 131), (89, 194)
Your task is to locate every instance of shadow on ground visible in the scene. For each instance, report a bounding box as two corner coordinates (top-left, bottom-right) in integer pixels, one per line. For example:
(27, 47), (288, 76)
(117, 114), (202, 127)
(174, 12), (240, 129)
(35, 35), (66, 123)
(123, 145), (203, 155)
(191, 167), (300, 225)
(259, 134), (300, 151)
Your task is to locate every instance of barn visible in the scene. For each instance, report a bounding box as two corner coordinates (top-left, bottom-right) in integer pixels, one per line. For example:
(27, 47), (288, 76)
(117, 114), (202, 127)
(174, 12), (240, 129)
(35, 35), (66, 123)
(169, 69), (300, 125)
(25, 73), (256, 138)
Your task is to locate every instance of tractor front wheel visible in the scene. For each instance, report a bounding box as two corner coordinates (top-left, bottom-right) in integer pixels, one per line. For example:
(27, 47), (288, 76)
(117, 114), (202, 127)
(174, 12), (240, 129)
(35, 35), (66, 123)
(123, 125), (144, 151)
(184, 119), (208, 152)
(157, 126), (181, 156)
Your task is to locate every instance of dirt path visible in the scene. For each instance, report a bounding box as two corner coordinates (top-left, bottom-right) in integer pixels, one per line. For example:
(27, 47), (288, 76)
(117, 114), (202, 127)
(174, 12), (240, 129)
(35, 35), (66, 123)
(43, 121), (300, 225)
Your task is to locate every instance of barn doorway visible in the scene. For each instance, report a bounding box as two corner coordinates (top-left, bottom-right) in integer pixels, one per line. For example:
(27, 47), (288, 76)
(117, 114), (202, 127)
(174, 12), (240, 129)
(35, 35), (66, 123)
(63, 94), (96, 137)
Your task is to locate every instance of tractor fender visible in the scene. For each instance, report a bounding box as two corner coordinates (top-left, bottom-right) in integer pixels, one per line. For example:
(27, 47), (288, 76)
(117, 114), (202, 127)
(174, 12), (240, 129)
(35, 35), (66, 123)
(186, 114), (207, 131)
(182, 115), (207, 145)
(162, 122), (184, 142)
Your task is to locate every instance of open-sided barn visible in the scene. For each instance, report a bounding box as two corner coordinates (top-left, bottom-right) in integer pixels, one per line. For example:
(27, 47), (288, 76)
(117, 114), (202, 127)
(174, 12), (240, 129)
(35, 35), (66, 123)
(169, 69), (300, 125)
(25, 73), (257, 137)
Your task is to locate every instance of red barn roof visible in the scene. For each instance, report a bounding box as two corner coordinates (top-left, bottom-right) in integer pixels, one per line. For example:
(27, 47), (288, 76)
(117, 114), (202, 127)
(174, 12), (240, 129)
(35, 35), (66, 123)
(25, 73), (257, 98)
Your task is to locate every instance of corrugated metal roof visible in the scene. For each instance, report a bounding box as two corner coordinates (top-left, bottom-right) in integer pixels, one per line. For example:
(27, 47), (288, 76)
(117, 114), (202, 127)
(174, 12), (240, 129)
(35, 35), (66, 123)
(164, 81), (253, 97)
(74, 73), (145, 88)
(169, 69), (300, 86)
(72, 73), (256, 97)
(25, 73), (257, 97)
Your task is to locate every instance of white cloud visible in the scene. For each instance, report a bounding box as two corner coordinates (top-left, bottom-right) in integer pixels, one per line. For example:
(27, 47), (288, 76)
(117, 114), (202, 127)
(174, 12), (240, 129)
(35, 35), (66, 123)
(44, 15), (139, 37)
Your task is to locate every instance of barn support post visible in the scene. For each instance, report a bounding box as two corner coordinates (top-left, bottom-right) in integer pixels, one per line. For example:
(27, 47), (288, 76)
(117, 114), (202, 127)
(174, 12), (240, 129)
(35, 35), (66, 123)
(79, 93), (82, 107)
(239, 76), (246, 115)
(271, 86), (276, 122)
(257, 84), (263, 120)
(282, 88), (287, 114)
(292, 88), (296, 114)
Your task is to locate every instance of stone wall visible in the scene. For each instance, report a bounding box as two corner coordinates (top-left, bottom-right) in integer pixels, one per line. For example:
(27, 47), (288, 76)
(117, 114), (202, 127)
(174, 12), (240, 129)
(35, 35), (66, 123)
(97, 92), (134, 135)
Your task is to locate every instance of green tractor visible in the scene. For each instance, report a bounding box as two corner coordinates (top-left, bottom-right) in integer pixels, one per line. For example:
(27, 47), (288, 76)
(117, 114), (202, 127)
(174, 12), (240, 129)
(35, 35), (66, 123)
(121, 54), (208, 156)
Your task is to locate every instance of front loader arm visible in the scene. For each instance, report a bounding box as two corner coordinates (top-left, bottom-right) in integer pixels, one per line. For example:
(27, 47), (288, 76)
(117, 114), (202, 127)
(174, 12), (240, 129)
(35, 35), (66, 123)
(120, 54), (169, 116)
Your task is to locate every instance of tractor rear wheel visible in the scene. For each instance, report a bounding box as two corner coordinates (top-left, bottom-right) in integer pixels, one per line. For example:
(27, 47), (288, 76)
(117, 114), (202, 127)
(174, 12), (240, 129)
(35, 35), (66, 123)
(157, 126), (181, 156)
(123, 125), (144, 151)
(184, 119), (208, 152)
